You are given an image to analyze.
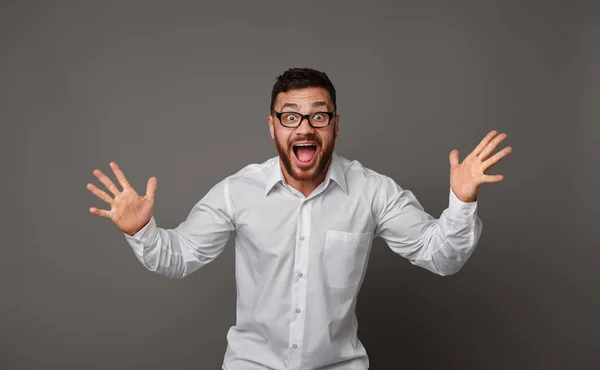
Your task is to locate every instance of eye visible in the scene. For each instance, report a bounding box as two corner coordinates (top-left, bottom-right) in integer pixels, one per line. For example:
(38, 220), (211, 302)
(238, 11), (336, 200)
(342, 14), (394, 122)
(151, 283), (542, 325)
(312, 113), (326, 121)
(283, 113), (297, 121)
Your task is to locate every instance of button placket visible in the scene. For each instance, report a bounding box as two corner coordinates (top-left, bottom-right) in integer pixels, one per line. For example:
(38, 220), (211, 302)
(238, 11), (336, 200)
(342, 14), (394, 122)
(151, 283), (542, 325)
(287, 200), (311, 368)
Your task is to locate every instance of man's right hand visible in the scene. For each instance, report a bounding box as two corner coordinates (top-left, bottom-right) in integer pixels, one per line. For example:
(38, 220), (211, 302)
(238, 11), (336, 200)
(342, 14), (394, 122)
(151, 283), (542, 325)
(87, 162), (157, 236)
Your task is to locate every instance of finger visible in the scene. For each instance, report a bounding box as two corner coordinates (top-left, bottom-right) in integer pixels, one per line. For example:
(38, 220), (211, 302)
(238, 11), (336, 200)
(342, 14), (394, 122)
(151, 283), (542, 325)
(482, 174), (504, 183)
(483, 146), (512, 169)
(472, 130), (499, 157)
(110, 162), (132, 190)
(145, 176), (158, 202)
(479, 133), (508, 160)
(86, 183), (115, 205)
(449, 149), (460, 168)
(89, 207), (112, 219)
(93, 169), (121, 196)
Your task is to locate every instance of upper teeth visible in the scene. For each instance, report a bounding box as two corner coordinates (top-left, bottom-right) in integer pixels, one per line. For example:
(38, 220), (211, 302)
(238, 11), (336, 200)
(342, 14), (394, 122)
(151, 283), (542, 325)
(295, 144), (315, 146)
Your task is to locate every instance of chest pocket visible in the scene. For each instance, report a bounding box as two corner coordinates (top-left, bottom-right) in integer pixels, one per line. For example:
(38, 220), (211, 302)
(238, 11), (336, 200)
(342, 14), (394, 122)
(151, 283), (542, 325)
(323, 229), (373, 289)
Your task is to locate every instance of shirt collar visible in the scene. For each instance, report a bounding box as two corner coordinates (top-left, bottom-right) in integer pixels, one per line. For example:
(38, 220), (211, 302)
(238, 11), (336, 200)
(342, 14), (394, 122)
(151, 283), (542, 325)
(326, 152), (347, 193)
(264, 152), (347, 196)
(264, 157), (285, 196)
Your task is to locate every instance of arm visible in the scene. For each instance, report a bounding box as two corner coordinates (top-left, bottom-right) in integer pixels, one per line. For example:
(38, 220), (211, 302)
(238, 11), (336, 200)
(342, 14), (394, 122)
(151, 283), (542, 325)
(124, 177), (235, 279)
(374, 175), (482, 276)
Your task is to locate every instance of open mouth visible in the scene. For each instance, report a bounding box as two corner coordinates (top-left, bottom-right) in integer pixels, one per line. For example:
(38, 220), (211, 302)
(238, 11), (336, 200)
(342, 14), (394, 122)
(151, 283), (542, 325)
(292, 142), (318, 164)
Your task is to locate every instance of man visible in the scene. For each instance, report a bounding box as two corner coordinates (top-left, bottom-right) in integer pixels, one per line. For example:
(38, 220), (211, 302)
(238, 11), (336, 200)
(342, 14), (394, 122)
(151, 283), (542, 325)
(87, 68), (511, 370)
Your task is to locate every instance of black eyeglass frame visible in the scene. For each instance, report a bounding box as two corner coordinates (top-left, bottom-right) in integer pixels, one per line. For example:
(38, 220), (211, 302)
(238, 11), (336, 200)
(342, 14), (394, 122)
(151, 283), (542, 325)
(270, 109), (337, 128)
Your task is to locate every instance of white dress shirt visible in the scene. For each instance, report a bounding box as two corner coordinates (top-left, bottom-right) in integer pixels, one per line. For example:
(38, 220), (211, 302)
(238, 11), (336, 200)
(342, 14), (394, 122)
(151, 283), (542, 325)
(124, 152), (482, 370)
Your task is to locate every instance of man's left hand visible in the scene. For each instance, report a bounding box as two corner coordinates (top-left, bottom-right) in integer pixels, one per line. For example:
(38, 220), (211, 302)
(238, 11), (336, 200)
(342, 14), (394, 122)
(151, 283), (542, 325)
(449, 130), (512, 203)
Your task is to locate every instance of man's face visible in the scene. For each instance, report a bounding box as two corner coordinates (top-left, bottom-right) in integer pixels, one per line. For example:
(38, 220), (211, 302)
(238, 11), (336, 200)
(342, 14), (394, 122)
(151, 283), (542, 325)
(268, 87), (339, 182)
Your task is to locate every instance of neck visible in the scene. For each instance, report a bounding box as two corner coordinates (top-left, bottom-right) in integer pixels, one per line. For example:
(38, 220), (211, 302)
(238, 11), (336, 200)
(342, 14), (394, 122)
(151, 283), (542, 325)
(281, 159), (331, 198)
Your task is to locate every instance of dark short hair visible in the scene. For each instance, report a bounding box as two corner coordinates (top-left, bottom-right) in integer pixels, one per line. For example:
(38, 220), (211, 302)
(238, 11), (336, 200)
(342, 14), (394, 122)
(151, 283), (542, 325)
(270, 68), (337, 111)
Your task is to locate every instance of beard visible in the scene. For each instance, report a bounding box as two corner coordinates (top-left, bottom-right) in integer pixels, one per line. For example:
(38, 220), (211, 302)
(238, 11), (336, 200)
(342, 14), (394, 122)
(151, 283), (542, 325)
(275, 131), (336, 182)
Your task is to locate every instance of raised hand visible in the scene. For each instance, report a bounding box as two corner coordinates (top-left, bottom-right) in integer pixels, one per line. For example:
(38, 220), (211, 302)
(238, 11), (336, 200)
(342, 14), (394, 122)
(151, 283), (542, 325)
(449, 130), (512, 203)
(87, 162), (157, 236)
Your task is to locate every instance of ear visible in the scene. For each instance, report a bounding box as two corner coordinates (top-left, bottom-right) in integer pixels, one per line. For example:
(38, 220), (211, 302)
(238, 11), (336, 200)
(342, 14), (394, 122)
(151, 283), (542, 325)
(268, 114), (275, 139)
(334, 114), (339, 140)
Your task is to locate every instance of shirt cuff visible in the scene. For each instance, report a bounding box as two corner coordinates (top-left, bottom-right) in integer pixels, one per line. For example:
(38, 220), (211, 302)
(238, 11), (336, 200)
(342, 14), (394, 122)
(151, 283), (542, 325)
(447, 187), (478, 222)
(124, 216), (158, 245)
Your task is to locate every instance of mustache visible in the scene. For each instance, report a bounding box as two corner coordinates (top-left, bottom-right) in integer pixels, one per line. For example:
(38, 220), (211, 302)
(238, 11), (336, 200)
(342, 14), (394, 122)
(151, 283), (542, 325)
(290, 134), (322, 146)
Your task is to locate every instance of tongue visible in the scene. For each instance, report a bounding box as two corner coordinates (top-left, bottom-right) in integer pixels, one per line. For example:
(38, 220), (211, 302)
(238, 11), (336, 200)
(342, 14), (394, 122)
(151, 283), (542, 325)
(296, 146), (316, 162)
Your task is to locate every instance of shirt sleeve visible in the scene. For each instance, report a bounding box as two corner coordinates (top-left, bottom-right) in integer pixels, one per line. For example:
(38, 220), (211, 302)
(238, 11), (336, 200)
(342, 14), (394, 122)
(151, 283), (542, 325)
(373, 175), (483, 276)
(123, 177), (235, 279)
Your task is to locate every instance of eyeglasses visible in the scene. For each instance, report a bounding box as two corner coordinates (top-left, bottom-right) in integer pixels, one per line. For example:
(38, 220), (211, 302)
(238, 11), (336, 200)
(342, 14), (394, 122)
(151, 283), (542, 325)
(270, 109), (336, 128)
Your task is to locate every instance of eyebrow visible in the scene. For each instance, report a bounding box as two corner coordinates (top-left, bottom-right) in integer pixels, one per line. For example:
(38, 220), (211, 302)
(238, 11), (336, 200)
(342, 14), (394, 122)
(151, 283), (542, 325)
(311, 101), (328, 108)
(281, 103), (299, 110)
(280, 101), (330, 110)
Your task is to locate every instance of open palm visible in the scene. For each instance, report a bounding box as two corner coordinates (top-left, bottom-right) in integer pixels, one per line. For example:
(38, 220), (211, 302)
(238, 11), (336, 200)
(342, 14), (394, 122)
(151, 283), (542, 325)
(87, 162), (157, 236)
(449, 130), (512, 203)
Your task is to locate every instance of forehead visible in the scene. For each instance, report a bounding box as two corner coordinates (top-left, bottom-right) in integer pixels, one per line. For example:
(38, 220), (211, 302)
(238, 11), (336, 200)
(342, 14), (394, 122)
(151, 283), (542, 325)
(274, 87), (332, 110)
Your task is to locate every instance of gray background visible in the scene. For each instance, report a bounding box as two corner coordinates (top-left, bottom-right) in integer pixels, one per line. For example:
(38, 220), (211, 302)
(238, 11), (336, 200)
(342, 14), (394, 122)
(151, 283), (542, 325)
(1, 0), (598, 369)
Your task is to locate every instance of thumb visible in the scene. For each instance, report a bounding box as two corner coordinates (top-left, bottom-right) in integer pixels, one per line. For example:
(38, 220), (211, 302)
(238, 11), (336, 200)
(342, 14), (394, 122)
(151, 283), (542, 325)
(145, 176), (158, 201)
(449, 149), (460, 168)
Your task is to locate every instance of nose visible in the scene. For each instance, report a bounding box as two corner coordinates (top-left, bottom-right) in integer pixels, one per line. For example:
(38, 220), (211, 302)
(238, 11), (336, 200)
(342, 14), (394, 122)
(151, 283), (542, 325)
(294, 116), (315, 136)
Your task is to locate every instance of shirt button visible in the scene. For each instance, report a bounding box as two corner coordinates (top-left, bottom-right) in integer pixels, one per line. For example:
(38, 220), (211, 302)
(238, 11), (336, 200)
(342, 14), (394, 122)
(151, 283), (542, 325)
(463, 211), (469, 215)
(292, 344), (298, 349)
(295, 308), (301, 313)
(298, 272), (303, 278)
(300, 236), (305, 241)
